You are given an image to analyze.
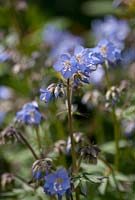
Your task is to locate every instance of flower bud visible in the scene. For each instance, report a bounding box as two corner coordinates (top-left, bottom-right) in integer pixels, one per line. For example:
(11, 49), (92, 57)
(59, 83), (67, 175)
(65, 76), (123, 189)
(0, 126), (17, 144)
(80, 144), (101, 164)
(1, 173), (14, 191)
(32, 158), (55, 183)
(53, 140), (66, 154)
(105, 86), (120, 108)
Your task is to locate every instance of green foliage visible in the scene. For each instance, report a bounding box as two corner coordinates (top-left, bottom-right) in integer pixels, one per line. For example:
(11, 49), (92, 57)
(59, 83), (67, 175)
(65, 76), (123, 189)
(123, 106), (135, 120)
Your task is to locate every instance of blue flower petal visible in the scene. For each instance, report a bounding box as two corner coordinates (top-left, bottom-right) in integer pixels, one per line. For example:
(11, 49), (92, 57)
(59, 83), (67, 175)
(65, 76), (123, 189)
(74, 45), (84, 55)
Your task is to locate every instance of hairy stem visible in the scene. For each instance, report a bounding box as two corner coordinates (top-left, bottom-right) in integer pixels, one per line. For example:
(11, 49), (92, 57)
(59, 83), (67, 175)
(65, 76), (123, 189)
(17, 131), (38, 160)
(35, 126), (42, 157)
(67, 79), (76, 173)
(67, 79), (79, 200)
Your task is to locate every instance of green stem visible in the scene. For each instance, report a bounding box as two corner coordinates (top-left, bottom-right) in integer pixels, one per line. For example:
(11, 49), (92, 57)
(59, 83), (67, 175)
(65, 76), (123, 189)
(35, 126), (42, 157)
(103, 61), (120, 171)
(67, 79), (79, 200)
(67, 79), (76, 173)
(103, 61), (111, 89)
(77, 156), (83, 173)
(112, 107), (119, 171)
(17, 131), (38, 160)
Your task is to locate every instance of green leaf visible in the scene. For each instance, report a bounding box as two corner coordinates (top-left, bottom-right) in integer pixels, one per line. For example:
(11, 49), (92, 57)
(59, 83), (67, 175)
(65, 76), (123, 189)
(123, 105), (135, 120)
(101, 140), (129, 154)
(81, 160), (106, 174)
(109, 175), (116, 189)
(115, 172), (131, 182)
(74, 178), (81, 188)
(98, 178), (108, 195)
(80, 183), (87, 197)
(82, 173), (108, 184)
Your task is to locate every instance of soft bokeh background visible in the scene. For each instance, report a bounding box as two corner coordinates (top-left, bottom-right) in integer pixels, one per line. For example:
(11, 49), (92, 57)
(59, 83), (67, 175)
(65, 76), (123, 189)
(0, 0), (135, 199)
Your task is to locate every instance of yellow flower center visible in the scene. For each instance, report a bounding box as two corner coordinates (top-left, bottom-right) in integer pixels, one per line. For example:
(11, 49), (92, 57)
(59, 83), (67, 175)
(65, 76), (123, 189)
(76, 55), (81, 62)
(56, 178), (63, 184)
(100, 46), (108, 56)
(64, 61), (71, 68)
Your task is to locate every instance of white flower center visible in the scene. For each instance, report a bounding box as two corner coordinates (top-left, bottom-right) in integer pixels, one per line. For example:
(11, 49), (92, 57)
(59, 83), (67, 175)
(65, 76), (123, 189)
(53, 178), (63, 191)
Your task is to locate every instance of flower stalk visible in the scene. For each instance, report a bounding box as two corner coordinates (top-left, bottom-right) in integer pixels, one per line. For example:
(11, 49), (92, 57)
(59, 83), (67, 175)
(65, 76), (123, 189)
(67, 79), (76, 173)
(17, 131), (38, 160)
(35, 126), (42, 157)
(67, 79), (80, 200)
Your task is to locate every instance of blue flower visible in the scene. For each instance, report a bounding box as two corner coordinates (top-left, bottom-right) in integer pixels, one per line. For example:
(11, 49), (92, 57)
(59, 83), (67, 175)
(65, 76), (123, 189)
(92, 16), (130, 50)
(68, 45), (87, 72)
(0, 86), (13, 100)
(94, 40), (121, 63)
(32, 170), (42, 181)
(40, 88), (53, 103)
(49, 33), (84, 60)
(16, 102), (42, 125)
(0, 46), (11, 62)
(90, 65), (104, 85)
(74, 72), (90, 85)
(0, 112), (6, 124)
(121, 47), (135, 66)
(83, 48), (104, 75)
(44, 168), (70, 199)
(53, 45), (103, 80)
(53, 54), (78, 79)
(42, 24), (65, 47)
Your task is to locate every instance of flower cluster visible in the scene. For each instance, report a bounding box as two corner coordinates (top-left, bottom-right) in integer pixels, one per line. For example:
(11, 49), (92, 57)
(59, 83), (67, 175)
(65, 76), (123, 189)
(43, 24), (84, 60)
(94, 40), (121, 63)
(53, 45), (99, 79)
(42, 24), (65, 47)
(53, 41), (121, 80)
(50, 34), (84, 60)
(32, 160), (71, 199)
(16, 101), (42, 125)
(92, 16), (130, 49)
